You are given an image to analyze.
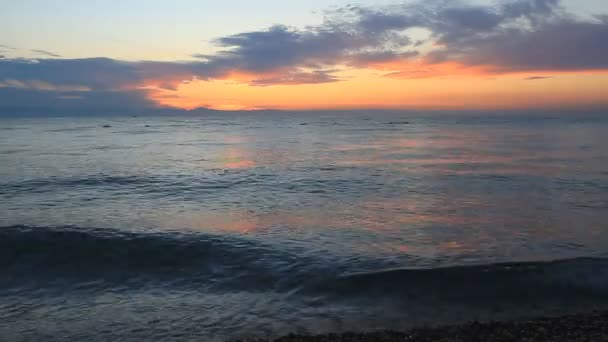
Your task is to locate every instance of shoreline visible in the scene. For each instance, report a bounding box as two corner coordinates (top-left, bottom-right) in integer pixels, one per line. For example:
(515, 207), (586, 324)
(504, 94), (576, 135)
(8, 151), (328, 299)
(238, 311), (608, 342)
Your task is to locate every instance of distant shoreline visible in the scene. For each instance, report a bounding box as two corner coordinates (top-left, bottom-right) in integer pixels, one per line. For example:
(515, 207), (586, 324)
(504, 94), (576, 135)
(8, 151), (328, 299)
(238, 311), (608, 342)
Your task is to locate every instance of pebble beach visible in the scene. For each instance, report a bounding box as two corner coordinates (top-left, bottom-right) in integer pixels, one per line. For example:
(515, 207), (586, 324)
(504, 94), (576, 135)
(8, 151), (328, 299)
(239, 311), (608, 342)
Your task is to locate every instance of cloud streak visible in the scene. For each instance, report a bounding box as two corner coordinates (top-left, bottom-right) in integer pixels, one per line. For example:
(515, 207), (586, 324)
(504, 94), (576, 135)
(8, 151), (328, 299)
(31, 49), (62, 58)
(524, 76), (554, 80)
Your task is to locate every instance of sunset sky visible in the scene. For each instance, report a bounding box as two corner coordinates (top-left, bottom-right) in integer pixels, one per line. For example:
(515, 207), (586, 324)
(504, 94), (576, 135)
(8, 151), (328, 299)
(1, 0), (608, 112)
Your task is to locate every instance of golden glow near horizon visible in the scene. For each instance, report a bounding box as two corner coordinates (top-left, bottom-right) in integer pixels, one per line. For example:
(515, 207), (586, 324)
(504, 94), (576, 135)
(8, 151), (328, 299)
(149, 67), (608, 111)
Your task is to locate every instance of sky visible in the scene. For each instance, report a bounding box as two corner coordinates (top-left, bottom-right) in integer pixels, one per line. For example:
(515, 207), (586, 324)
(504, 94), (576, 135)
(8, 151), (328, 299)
(1, 0), (608, 112)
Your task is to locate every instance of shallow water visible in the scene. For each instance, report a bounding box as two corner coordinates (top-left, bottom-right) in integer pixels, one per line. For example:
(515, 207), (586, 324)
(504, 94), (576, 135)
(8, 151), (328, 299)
(1, 112), (608, 340)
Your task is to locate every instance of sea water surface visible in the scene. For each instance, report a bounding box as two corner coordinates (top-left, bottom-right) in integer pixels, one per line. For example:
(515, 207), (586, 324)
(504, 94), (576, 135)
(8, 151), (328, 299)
(1, 112), (608, 340)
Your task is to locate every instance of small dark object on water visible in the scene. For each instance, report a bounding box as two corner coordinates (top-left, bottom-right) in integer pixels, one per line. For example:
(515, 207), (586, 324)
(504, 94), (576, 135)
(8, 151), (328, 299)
(145, 125), (151, 127)
(386, 121), (410, 125)
(300, 123), (308, 126)
(102, 125), (112, 128)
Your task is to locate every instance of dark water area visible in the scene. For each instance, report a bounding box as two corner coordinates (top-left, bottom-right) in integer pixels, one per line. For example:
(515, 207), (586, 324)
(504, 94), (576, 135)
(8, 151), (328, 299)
(1, 112), (608, 340)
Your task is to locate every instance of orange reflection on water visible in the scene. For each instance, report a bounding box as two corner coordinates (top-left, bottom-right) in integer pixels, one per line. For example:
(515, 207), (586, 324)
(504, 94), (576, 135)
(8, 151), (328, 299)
(439, 241), (470, 252)
(329, 131), (579, 176)
(223, 159), (256, 169)
(330, 142), (388, 152)
(169, 211), (260, 234)
(216, 136), (257, 169)
(360, 198), (491, 231)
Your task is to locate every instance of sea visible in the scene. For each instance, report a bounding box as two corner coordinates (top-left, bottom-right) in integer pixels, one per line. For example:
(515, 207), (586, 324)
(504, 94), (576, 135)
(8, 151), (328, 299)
(1, 111), (608, 341)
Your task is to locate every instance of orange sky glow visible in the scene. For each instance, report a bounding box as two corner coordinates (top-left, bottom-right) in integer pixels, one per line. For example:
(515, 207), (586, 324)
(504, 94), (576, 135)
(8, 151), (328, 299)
(148, 65), (608, 111)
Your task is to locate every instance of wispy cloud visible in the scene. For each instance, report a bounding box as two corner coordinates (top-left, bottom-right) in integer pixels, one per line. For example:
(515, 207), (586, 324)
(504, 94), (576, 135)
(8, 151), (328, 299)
(31, 49), (62, 58)
(524, 76), (554, 80)
(249, 69), (341, 86)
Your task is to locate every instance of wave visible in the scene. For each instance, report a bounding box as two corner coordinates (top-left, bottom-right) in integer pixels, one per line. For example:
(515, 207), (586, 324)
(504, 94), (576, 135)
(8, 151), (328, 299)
(0, 173), (258, 196)
(0, 225), (311, 291)
(313, 257), (608, 305)
(0, 175), (155, 193)
(0, 173), (373, 198)
(3, 225), (608, 305)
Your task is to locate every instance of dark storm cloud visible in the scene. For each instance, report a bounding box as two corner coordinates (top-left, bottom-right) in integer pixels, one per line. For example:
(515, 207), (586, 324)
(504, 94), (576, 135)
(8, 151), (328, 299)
(0, 58), (141, 90)
(0, 86), (155, 115)
(418, 0), (608, 71)
(198, 20), (415, 75)
(450, 20), (608, 71)
(501, 0), (560, 19)
(355, 11), (414, 33)
(0, 58), (162, 112)
(194, 0), (608, 75)
(348, 50), (419, 65)
(596, 14), (608, 23)
(208, 24), (340, 71)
